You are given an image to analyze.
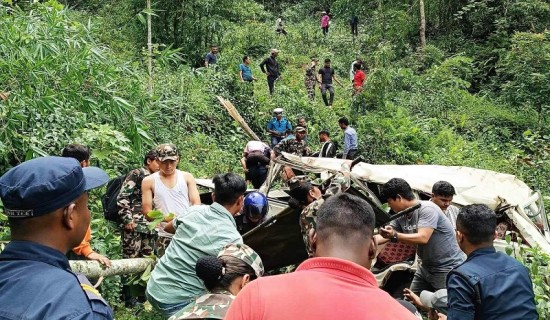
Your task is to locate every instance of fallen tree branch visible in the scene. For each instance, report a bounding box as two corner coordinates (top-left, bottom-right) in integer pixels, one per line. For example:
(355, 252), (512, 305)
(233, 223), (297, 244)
(70, 258), (156, 278)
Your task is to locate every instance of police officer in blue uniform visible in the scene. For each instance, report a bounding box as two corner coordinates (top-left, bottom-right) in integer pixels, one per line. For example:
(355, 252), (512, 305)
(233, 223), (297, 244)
(443, 204), (538, 320)
(0, 156), (114, 320)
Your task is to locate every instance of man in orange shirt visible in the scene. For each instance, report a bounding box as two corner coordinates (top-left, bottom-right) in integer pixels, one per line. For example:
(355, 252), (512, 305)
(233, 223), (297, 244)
(62, 144), (111, 266)
(225, 193), (418, 320)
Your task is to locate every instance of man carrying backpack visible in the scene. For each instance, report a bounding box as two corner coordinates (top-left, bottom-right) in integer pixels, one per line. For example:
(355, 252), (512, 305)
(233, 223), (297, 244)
(116, 150), (159, 306)
(117, 150), (160, 258)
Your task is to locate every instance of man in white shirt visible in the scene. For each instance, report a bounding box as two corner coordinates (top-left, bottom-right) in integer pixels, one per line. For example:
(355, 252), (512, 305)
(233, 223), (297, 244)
(142, 143), (201, 255)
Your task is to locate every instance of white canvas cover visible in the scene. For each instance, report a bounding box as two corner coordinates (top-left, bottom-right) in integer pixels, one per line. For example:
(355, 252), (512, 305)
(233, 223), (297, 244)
(277, 153), (550, 254)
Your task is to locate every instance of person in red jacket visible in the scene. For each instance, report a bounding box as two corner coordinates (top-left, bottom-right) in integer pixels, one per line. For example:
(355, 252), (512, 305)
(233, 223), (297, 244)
(225, 193), (419, 320)
(352, 63), (366, 95)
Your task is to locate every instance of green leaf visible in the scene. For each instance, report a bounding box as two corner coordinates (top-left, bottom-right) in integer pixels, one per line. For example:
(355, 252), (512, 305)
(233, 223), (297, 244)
(137, 13), (146, 25)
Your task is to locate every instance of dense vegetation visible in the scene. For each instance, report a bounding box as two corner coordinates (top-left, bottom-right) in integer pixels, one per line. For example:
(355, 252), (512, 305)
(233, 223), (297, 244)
(0, 0), (549, 317)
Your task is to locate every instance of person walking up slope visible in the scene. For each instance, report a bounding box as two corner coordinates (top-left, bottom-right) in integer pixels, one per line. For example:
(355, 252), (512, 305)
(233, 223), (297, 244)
(320, 11), (330, 36)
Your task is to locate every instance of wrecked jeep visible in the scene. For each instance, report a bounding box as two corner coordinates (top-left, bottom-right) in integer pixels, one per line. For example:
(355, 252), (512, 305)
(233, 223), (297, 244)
(217, 153), (549, 298)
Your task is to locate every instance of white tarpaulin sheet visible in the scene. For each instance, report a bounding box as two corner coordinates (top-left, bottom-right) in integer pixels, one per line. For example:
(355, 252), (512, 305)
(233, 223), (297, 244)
(278, 154), (550, 254)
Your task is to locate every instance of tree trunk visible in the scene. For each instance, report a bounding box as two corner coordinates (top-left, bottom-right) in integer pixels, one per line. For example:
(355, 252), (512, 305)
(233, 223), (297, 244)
(419, 0), (427, 49)
(70, 258), (156, 278)
(147, 0), (153, 96)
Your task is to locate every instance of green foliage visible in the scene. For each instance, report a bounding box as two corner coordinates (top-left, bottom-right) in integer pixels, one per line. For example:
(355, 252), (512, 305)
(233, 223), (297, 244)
(498, 31), (550, 124)
(1, 0), (550, 317)
(146, 211), (173, 231)
(507, 237), (550, 317)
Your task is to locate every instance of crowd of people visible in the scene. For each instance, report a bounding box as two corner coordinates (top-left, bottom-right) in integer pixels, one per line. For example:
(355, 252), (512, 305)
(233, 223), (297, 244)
(0, 5), (540, 320)
(207, 48), (368, 100)
(0, 136), (540, 319)
(202, 10), (368, 100)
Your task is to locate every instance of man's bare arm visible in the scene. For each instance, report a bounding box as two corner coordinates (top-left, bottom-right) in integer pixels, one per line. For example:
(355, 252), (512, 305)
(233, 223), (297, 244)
(141, 176), (154, 221)
(185, 172), (201, 205)
(395, 227), (434, 245)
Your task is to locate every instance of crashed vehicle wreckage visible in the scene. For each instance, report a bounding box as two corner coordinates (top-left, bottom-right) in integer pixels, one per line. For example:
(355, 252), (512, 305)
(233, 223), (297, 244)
(199, 152), (550, 298)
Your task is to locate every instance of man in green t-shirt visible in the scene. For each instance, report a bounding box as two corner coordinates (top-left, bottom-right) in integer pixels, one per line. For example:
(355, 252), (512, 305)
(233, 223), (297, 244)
(146, 173), (247, 318)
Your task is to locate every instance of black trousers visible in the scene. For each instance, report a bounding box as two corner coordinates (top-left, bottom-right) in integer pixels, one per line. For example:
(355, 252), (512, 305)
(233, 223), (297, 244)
(351, 24), (358, 36)
(344, 149), (358, 160)
(267, 76), (277, 95)
(248, 166), (268, 189)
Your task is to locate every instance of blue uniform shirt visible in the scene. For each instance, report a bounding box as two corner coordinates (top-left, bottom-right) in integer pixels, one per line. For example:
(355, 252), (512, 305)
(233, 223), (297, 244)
(267, 118), (292, 136)
(0, 240), (114, 320)
(446, 247), (538, 320)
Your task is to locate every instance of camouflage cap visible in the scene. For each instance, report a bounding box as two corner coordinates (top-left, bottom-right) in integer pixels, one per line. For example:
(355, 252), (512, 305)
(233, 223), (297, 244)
(288, 175), (321, 191)
(295, 126), (307, 133)
(218, 243), (264, 278)
(156, 143), (179, 161)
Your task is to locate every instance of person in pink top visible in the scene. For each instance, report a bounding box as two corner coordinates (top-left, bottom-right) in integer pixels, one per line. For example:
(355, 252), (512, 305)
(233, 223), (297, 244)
(225, 193), (420, 320)
(320, 11), (330, 36)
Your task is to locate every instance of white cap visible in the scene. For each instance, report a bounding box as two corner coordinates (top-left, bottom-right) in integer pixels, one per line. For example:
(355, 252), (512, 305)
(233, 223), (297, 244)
(271, 48), (279, 54)
(420, 289), (448, 311)
(273, 108), (283, 113)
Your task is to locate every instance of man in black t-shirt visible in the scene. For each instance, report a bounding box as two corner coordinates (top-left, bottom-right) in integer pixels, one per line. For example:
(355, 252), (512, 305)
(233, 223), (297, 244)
(260, 49), (281, 95)
(317, 59), (343, 107)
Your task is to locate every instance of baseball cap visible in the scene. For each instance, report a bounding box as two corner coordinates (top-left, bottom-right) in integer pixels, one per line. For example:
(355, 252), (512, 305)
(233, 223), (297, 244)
(287, 175), (320, 200)
(0, 156), (109, 218)
(420, 289), (448, 314)
(271, 48), (279, 54)
(273, 108), (283, 114)
(218, 243), (264, 278)
(295, 126), (307, 133)
(156, 143), (179, 161)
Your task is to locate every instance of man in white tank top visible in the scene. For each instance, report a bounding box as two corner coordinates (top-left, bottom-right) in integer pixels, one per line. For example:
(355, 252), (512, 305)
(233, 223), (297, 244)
(141, 144), (201, 255)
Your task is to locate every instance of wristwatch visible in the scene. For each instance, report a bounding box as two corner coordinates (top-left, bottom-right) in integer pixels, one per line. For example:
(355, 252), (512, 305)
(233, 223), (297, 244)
(390, 232), (398, 243)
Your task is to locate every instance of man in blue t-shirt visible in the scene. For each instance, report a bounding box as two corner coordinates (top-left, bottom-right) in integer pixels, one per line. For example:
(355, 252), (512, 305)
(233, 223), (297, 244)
(239, 56), (256, 82)
(267, 108), (292, 147)
(204, 45), (218, 68)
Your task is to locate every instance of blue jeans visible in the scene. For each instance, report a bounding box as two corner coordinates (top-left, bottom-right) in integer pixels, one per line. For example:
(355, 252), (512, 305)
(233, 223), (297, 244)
(146, 291), (192, 318)
(271, 136), (282, 147)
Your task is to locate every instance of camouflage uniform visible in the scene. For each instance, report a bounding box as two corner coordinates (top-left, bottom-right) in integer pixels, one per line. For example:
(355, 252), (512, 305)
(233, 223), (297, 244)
(304, 63), (317, 100)
(117, 167), (155, 259)
(168, 291), (235, 320)
(117, 167), (156, 306)
(299, 166), (351, 256)
(273, 138), (311, 157)
(169, 243), (264, 320)
(218, 243), (264, 278)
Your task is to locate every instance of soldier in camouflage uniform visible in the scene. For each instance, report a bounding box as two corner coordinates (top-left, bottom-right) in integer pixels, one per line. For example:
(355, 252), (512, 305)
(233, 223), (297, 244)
(272, 126), (311, 157)
(304, 57), (319, 100)
(299, 163), (351, 256)
(117, 150), (159, 258)
(117, 150), (159, 306)
(169, 243), (264, 320)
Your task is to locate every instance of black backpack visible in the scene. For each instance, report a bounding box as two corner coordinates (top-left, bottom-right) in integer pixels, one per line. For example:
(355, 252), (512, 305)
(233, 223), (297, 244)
(101, 174), (127, 223)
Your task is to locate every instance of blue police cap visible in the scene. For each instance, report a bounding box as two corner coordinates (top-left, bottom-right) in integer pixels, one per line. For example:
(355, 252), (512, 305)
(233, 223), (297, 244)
(0, 156), (109, 218)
